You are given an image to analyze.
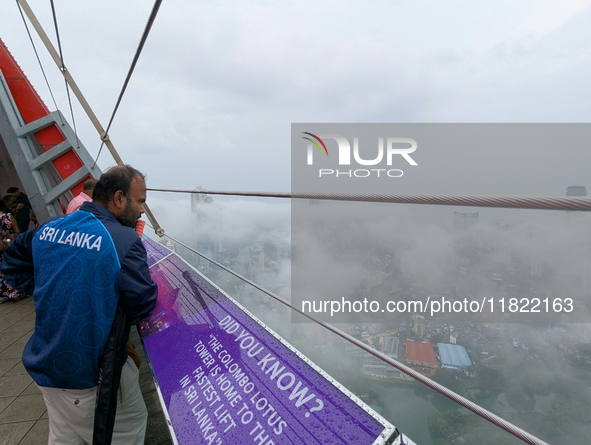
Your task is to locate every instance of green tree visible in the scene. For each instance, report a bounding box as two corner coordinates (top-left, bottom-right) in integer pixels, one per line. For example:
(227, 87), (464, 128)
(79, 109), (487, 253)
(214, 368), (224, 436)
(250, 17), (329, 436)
(474, 364), (505, 392)
(428, 410), (466, 443)
(433, 369), (460, 392)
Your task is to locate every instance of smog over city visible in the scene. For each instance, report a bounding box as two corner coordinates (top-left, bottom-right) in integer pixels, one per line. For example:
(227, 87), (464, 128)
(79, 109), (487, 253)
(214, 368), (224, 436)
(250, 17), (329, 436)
(144, 124), (591, 445)
(149, 178), (591, 444)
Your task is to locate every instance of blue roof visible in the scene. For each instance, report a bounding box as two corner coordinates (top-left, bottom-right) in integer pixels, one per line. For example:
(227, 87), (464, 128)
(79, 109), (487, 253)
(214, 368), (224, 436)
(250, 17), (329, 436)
(438, 343), (471, 369)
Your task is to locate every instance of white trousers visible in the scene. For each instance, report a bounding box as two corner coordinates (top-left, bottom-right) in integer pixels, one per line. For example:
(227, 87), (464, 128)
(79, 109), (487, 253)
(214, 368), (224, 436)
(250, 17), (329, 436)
(38, 356), (147, 445)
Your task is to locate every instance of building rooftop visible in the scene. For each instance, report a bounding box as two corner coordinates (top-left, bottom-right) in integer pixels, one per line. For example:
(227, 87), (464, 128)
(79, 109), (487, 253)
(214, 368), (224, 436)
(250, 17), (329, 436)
(438, 343), (472, 369)
(406, 341), (437, 365)
(566, 185), (587, 197)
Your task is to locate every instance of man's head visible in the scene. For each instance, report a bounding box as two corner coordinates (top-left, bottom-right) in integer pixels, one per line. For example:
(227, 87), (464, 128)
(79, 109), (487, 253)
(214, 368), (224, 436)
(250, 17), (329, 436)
(6, 187), (20, 197)
(2, 194), (17, 211)
(92, 165), (147, 228)
(83, 178), (98, 199)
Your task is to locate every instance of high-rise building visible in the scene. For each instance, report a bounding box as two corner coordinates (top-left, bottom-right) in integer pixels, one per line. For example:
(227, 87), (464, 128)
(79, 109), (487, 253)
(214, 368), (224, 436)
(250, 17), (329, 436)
(565, 186), (587, 218)
(381, 336), (399, 358)
(249, 247), (265, 273)
(529, 226), (542, 278)
(566, 186), (587, 197)
(191, 186), (214, 220)
(454, 211), (479, 265)
(454, 211), (479, 231)
(191, 187), (223, 268)
(263, 242), (278, 262)
(412, 315), (425, 339)
(495, 219), (512, 264)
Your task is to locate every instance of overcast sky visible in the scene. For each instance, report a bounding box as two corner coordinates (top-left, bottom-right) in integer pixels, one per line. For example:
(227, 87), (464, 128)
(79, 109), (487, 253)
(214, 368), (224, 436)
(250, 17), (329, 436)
(2, 0), (591, 196)
(5, 7), (591, 439)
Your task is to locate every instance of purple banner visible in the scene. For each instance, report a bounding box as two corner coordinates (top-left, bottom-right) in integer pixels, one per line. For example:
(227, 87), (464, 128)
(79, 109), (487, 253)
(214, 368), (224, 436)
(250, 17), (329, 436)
(144, 238), (173, 267)
(140, 238), (396, 445)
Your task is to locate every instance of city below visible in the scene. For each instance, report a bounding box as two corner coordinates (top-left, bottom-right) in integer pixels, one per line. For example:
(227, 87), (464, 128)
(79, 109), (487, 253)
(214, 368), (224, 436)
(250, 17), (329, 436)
(156, 186), (591, 444)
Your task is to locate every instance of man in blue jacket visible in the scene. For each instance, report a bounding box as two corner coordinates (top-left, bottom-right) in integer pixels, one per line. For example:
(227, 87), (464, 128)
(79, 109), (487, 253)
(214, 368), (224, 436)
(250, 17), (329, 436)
(0, 165), (158, 444)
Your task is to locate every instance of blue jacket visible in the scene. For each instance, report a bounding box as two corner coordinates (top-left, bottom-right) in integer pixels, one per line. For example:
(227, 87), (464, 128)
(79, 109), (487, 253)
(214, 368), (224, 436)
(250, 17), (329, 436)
(0, 202), (158, 389)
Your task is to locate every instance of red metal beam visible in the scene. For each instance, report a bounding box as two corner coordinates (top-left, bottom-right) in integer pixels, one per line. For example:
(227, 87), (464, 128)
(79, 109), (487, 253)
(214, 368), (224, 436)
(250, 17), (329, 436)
(0, 38), (89, 197)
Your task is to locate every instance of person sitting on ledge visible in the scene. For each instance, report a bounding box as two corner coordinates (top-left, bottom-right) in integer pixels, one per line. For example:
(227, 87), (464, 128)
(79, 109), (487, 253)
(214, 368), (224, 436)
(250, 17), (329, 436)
(0, 198), (21, 303)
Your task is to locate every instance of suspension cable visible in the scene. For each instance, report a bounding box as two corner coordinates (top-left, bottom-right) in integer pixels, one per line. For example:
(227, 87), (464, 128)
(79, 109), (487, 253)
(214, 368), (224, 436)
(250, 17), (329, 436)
(150, 228), (549, 445)
(15, 0), (63, 125)
(92, 0), (163, 168)
(48, 0), (79, 148)
(16, 0), (165, 237)
(148, 187), (591, 211)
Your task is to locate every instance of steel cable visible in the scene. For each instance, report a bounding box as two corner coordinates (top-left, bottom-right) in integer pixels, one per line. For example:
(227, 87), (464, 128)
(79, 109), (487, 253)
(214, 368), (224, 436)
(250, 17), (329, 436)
(15, 0), (63, 125)
(92, 0), (163, 168)
(48, 0), (79, 148)
(148, 187), (591, 211)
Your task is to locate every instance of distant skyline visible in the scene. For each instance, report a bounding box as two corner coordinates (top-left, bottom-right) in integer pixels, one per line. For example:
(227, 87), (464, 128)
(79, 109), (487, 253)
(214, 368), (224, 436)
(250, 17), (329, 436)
(2, 1), (591, 198)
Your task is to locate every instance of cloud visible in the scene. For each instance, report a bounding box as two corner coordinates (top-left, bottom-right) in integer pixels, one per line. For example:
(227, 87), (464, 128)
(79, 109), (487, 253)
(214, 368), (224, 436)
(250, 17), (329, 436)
(4, 0), (591, 196)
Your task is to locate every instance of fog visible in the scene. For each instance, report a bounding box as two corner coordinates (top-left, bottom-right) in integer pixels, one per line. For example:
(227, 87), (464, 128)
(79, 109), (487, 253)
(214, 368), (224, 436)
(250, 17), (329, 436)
(146, 192), (591, 443)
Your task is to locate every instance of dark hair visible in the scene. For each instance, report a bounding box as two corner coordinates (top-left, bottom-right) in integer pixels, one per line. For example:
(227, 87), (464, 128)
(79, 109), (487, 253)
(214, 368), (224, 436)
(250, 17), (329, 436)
(92, 165), (146, 205)
(2, 194), (16, 203)
(83, 178), (98, 191)
(6, 187), (18, 194)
